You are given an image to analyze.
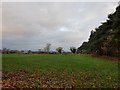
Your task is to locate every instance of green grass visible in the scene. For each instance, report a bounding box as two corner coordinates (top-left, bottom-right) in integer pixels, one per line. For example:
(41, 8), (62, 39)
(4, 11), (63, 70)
(2, 54), (119, 88)
(0, 54), (2, 71)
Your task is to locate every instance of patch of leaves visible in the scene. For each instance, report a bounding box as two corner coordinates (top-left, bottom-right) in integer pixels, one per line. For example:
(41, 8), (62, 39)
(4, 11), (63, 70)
(2, 70), (119, 89)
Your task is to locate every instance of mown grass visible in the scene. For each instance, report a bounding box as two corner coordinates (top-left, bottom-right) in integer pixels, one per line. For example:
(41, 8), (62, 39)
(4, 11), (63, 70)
(2, 54), (119, 88)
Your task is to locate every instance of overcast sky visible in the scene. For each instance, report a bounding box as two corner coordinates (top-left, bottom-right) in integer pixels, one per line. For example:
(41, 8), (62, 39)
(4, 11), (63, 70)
(2, 2), (118, 51)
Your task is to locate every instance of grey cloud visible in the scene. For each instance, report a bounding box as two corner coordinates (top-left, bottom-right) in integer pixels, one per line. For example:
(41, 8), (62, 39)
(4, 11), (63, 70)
(2, 2), (118, 51)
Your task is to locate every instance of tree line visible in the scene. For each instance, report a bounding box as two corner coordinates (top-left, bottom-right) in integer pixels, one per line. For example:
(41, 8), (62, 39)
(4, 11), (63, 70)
(2, 44), (77, 54)
(77, 4), (120, 57)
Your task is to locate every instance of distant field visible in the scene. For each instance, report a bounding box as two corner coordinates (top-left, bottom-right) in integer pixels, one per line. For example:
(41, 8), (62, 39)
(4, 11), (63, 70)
(2, 54), (119, 88)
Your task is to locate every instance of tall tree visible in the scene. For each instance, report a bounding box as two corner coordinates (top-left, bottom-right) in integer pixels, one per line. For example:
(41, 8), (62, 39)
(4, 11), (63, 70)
(44, 43), (51, 53)
(78, 4), (120, 57)
(70, 46), (76, 54)
(56, 47), (63, 54)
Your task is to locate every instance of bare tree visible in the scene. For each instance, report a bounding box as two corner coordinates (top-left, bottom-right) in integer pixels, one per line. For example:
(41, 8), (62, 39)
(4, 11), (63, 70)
(44, 43), (51, 53)
(56, 47), (63, 54)
(70, 46), (76, 54)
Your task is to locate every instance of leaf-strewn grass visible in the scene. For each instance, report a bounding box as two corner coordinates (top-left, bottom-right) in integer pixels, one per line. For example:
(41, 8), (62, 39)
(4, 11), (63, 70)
(2, 54), (119, 88)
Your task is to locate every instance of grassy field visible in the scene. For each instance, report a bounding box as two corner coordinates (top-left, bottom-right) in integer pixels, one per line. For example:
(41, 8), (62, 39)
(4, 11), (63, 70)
(2, 54), (119, 88)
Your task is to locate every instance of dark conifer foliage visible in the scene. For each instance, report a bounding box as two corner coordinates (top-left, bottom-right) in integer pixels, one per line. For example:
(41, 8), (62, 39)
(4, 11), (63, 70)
(78, 4), (120, 57)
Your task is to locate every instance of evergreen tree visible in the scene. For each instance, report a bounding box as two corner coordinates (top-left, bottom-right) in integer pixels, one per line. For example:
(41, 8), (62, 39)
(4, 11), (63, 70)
(78, 4), (120, 57)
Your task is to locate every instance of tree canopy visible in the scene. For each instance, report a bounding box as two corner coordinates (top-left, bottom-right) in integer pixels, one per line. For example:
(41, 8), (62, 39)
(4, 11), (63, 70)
(78, 4), (120, 57)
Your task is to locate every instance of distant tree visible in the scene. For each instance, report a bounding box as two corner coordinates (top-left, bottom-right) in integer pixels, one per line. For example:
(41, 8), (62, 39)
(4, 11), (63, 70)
(56, 47), (63, 54)
(70, 46), (76, 54)
(44, 43), (51, 53)
(2, 48), (9, 54)
(28, 50), (32, 54)
(38, 49), (41, 53)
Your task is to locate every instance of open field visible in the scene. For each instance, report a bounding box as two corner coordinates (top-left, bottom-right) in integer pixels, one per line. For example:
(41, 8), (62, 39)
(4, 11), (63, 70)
(2, 54), (119, 88)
